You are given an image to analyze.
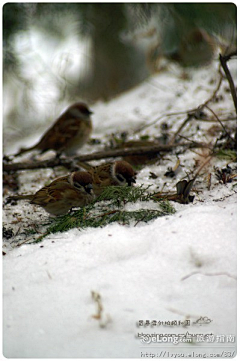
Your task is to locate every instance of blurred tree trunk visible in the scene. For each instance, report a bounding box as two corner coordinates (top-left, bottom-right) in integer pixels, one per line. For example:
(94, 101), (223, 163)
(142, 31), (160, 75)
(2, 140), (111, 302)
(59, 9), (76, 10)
(83, 4), (148, 100)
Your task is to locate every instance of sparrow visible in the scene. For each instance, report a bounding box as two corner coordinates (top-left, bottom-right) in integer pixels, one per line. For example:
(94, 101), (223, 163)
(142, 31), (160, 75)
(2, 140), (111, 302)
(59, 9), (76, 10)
(15, 102), (93, 156)
(7, 171), (94, 216)
(78, 160), (137, 196)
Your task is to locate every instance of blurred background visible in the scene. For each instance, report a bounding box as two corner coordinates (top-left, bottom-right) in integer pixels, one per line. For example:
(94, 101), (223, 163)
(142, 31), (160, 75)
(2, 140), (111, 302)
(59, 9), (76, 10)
(3, 3), (237, 148)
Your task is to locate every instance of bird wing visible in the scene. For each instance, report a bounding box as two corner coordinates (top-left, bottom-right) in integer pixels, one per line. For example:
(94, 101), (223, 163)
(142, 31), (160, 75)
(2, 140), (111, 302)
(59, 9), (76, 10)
(37, 117), (83, 151)
(96, 164), (112, 181)
(30, 181), (77, 206)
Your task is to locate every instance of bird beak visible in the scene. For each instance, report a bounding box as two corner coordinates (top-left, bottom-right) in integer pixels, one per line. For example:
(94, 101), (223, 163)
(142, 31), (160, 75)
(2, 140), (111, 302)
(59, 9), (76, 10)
(85, 184), (93, 194)
(128, 177), (136, 186)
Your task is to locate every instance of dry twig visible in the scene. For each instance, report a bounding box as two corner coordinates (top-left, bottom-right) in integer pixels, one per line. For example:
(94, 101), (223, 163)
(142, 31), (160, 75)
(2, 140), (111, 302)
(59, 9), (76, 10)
(181, 271), (237, 281)
(219, 52), (237, 112)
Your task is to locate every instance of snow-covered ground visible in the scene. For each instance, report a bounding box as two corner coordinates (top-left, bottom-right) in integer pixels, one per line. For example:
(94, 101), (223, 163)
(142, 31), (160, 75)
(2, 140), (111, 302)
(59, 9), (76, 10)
(3, 59), (237, 358)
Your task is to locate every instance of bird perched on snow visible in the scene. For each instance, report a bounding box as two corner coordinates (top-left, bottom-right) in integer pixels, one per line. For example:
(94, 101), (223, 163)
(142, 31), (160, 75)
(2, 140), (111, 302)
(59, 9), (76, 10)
(7, 171), (94, 216)
(15, 102), (93, 156)
(78, 160), (137, 196)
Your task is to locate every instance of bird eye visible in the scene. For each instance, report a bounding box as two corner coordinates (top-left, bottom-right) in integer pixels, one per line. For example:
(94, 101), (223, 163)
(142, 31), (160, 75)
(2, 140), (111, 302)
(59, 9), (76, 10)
(74, 182), (82, 189)
(116, 174), (125, 184)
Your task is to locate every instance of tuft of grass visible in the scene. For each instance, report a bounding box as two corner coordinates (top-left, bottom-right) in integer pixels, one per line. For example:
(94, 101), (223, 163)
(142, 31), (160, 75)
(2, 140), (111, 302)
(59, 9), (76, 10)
(23, 228), (37, 235)
(215, 149), (237, 162)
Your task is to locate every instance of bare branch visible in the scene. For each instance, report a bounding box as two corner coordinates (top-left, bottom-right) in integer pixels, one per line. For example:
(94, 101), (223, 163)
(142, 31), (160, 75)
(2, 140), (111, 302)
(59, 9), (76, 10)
(204, 104), (235, 143)
(3, 141), (211, 173)
(169, 113), (194, 145)
(219, 52), (237, 112)
(133, 65), (225, 135)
